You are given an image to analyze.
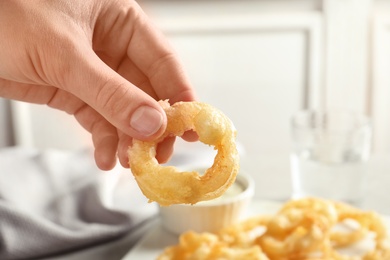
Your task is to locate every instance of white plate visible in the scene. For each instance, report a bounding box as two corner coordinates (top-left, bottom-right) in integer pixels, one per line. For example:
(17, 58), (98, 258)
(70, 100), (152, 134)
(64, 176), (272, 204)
(122, 200), (390, 260)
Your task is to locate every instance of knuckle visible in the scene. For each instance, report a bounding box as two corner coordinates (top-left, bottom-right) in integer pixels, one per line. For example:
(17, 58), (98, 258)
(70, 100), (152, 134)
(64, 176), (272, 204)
(95, 79), (129, 117)
(147, 52), (177, 79)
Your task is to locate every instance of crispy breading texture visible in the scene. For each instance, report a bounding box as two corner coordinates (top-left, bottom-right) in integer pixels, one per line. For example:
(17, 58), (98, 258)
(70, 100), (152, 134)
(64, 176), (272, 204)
(128, 101), (239, 206)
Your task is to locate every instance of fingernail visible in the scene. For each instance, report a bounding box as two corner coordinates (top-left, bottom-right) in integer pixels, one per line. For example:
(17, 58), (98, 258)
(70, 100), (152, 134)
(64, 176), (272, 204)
(130, 106), (163, 136)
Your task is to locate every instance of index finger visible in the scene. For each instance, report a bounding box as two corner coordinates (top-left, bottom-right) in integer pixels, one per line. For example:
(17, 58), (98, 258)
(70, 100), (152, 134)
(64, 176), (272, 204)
(126, 3), (196, 103)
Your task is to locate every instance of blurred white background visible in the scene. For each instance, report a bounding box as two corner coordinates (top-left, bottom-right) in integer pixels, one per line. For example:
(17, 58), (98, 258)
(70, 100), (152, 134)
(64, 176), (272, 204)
(1, 0), (390, 201)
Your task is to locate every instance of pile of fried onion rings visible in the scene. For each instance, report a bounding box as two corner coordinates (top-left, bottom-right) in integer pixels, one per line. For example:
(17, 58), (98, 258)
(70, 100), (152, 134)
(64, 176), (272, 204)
(158, 198), (390, 260)
(128, 100), (239, 206)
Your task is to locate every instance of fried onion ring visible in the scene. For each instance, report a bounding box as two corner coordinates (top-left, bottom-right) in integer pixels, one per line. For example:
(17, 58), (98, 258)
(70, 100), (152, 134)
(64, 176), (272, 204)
(157, 231), (269, 260)
(128, 100), (239, 206)
(158, 198), (390, 260)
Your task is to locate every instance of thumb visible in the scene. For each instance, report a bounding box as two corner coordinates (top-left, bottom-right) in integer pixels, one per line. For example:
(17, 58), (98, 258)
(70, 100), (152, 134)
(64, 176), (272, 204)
(59, 49), (167, 141)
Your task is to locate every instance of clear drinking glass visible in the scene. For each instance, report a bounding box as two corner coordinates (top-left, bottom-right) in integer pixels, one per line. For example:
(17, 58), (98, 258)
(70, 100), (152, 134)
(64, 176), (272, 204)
(290, 110), (372, 206)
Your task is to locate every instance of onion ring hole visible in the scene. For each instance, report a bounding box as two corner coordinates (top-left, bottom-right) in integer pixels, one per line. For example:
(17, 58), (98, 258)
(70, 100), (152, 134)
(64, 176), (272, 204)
(128, 101), (239, 206)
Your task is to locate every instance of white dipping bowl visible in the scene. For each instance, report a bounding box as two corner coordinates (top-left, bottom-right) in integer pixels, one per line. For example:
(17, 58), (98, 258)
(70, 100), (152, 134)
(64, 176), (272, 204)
(159, 171), (255, 235)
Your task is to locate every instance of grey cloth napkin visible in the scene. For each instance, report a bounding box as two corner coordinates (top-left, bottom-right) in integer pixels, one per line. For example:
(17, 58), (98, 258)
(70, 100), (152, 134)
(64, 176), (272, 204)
(0, 147), (156, 260)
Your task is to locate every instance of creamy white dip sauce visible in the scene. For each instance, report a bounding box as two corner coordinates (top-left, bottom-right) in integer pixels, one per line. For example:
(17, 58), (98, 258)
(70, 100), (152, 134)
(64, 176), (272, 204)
(198, 181), (244, 205)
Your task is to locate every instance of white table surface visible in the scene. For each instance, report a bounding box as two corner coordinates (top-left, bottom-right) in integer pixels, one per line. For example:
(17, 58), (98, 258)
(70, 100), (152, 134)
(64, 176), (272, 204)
(47, 152), (390, 260)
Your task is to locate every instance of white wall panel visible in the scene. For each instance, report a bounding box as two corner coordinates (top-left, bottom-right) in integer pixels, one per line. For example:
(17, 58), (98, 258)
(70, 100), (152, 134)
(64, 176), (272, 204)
(161, 14), (323, 158)
(323, 0), (371, 113)
(371, 14), (390, 153)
